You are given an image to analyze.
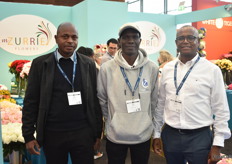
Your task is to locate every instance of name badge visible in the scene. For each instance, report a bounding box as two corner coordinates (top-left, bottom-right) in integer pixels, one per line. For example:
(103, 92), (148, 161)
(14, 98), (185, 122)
(67, 91), (82, 106)
(126, 99), (141, 113)
(169, 96), (182, 113)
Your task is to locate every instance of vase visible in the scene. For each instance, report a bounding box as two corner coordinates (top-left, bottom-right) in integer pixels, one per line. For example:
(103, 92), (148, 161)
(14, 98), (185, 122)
(18, 78), (27, 98)
(223, 71), (232, 86)
(9, 150), (22, 164)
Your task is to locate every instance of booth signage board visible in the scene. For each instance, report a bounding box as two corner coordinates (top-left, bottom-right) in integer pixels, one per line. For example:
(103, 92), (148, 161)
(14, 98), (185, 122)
(0, 15), (57, 56)
(135, 21), (166, 55)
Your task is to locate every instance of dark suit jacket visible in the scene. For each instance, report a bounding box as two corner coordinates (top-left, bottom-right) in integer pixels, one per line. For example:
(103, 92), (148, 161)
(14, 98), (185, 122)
(22, 51), (103, 146)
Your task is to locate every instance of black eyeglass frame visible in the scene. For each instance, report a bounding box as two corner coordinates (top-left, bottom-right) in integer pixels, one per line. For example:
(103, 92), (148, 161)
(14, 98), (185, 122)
(176, 35), (198, 43)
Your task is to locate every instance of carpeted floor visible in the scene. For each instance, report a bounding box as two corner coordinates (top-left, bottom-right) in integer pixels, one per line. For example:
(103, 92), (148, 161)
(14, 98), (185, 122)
(95, 133), (232, 164)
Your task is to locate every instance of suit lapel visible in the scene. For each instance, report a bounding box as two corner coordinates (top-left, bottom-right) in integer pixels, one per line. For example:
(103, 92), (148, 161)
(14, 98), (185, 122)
(43, 52), (56, 105)
(77, 53), (89, 103)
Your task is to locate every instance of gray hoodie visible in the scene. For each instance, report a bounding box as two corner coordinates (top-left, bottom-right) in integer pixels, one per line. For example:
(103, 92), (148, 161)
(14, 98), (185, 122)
(97, 49), (159, 144)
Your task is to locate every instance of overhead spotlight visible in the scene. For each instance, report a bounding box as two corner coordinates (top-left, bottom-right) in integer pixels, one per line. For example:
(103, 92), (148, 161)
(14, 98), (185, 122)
(225, 4), (232, 11)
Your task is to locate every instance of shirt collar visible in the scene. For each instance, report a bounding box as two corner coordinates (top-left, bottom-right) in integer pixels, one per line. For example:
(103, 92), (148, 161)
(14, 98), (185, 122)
(107, 52), (114, 59)
(56, 49), (75, 62)
(177, 53), (199, 66)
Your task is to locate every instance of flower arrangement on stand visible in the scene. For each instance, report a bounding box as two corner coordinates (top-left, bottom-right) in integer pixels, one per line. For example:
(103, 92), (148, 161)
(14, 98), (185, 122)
(198, 27), (207, 57)
(94, 44), (107, 56)
(0, 100), (25, 163)
(217, 154), (232, 164)
(8, 60), (31, 97)
(222, 51), (232, 62)
(215, 59), (232, 86)
(0, 84), (16, 103)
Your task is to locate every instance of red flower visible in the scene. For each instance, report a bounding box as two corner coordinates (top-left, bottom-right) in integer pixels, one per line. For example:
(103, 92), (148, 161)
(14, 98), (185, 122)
(9, 60), (30, 75)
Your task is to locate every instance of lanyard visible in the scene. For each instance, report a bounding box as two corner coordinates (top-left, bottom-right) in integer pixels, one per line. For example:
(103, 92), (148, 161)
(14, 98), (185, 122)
(120, 66), (143, 97)
(55, 51), (77, 92)
(174, 56), (200, 95)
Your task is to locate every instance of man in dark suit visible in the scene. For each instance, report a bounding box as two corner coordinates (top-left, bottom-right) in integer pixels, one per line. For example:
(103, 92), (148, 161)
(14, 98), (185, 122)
(22, 22), (103, 164)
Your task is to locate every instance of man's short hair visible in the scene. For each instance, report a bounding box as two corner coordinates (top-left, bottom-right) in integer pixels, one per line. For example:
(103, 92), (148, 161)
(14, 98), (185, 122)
(107, 38), (118, 46)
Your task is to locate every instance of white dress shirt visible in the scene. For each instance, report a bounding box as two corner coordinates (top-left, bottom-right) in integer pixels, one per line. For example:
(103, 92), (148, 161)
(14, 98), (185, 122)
(154, 54), (231, 147)
(56, 49), (75, 62)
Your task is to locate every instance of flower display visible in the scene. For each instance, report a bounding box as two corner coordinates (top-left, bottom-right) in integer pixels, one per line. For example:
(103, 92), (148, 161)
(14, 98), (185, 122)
(8, 60), (31, 97)
(222, 51), (232, 62)
(215, 59), (232, 72)
(0, 90), (10, 99)
(217, 154), (232, 164)
(0, 100), (22, 125)
(0, 85), (16, 103)
(228, 84), (232, 90)
(0, 84), (8, 90)
(215, 59), (232, 85)
(94, 44), (107, 55)
(8, 60), (30, 77)
(198, 27), (207, 57)
(2, 123), (25, 157)
(0, 100), (24, 157)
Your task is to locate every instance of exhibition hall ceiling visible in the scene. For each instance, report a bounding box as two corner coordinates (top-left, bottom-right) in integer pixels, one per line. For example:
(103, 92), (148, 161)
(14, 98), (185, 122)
(0, 0), (125, 6)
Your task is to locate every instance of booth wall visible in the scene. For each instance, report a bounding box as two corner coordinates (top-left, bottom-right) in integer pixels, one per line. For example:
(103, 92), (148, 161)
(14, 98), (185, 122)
(0, 2), (71, 89)
(192, 0), (232, 60)
(128, 12), (176, 62)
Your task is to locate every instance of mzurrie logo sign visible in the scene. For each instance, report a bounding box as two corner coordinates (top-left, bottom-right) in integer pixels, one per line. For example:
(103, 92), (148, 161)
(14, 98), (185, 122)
(135, 21), (166, 55)
(0, 15), (57, 56)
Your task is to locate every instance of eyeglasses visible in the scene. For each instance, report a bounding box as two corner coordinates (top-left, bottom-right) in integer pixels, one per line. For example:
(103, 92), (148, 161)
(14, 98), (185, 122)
(176, 35), (198, 43)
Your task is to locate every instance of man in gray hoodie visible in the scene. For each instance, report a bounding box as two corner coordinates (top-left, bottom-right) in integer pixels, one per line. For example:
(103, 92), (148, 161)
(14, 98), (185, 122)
(97, 22), (159, 164)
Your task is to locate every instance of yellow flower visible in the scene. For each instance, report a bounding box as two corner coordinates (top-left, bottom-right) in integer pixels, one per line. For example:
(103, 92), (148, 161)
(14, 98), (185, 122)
(8, 62), (12, 68)
(215, 59), (232, 72)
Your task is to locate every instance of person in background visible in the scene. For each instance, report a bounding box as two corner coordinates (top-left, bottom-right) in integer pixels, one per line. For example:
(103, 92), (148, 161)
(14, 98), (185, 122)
(94, 52), (102, 70)
(22, 22), (103, 164)
(153, 25), (231, 164)
(76, 46), (86, 55)
(77, 46), (103, 159)
(157, 49), (174, 72)
(100, 38), (118, 65)
(77, 47), (101, 74)
(97, 22), (159, 164)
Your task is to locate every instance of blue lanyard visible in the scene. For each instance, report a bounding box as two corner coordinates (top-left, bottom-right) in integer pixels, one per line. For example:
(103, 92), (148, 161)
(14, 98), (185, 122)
(174, 56), (200, 95)
(120, 66), (143, 96)
(55, 51), (77, 92)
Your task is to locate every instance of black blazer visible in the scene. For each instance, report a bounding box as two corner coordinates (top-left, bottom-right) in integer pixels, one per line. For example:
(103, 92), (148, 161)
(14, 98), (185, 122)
(22, 51), (103, 146)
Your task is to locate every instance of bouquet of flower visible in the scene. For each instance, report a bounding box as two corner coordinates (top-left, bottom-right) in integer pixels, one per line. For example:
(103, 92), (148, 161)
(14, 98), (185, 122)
(217, 154), (232, 164)
(94, 44), (107, 56)
(0, 84), (8, 90)
(198, 27), (206, 39)
(215, 59), (232, 73)
(20, 61), (32, 79)
(8, 60), (31, 97)
(222, 51), (232, 62)
(198, 27), (207, 57)
(0, 100), (21, 110)
(0, 85), (16, 103)
(0, 101), (22, 125)
(8, 60), (30, 78)
(2, 123), (25, 157)
(215, 59), (232, 85)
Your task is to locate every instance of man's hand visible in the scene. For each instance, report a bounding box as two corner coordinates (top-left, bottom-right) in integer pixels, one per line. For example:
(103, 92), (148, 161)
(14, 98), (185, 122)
(26, 140), (40, 155)
(208, 146), (222, 164)
(94, 138), (101, 151)
(152, 138), (163, 156)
